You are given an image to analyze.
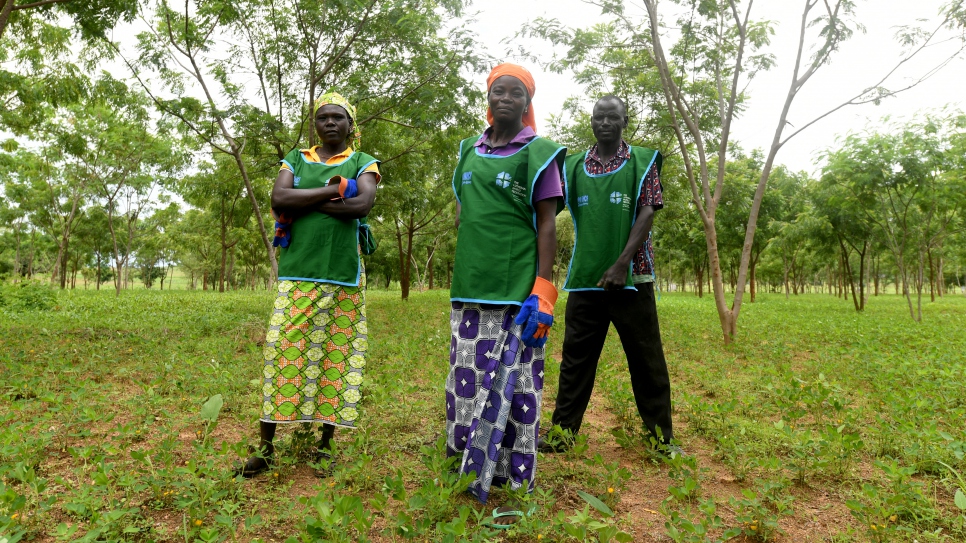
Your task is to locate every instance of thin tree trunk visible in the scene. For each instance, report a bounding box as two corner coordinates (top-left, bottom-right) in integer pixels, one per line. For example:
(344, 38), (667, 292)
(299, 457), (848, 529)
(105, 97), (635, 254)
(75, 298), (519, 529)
(749, 257), (757, 303)
(220, 219), (228, 293)
(873, 255), (880, 296)
(857, 241), (866, 311)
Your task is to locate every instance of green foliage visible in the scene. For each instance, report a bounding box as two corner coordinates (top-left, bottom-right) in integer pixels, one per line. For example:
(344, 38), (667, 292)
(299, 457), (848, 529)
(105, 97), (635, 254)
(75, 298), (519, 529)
(0, 280), (56, 311)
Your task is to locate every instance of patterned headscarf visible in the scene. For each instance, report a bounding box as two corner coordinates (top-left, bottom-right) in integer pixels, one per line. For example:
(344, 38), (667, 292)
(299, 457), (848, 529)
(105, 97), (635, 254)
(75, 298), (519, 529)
(486, 63), (538, 133)
(313, 91), (361, 147)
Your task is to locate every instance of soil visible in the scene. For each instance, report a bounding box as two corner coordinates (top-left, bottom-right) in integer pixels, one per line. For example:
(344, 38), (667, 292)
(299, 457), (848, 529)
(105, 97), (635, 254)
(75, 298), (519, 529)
(540, 386), (859, 542)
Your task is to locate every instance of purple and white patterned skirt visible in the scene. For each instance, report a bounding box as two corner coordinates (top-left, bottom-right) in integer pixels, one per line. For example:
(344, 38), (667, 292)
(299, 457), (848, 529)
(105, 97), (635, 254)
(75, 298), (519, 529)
(445, 301), (545, 503)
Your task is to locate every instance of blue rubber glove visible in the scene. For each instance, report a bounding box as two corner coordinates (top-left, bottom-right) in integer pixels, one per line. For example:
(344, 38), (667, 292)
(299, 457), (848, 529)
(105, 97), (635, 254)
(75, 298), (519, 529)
(339, 177), (358, 199)
(513, 277), (558, 348)
(271, 209), (293, 248)
(329, 176), (358, 199)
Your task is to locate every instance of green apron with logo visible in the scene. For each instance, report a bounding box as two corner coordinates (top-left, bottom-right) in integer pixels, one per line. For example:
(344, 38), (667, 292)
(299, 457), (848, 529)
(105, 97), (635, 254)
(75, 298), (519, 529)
(563, 146), (661, 291)
(278, 149), (379, 286)
(450, 135), (565, 305)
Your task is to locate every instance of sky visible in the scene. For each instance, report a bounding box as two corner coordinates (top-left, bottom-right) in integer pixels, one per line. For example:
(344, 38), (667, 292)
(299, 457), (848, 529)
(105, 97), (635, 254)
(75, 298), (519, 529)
(465, 0), (966, 175)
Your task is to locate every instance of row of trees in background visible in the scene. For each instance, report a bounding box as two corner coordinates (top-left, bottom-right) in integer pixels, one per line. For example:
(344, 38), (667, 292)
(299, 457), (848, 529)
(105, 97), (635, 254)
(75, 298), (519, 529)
(2, 0), (966, 340)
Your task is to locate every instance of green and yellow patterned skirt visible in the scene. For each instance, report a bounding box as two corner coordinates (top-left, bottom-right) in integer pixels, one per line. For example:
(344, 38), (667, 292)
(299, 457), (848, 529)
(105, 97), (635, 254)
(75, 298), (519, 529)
(260, 277), (367, 427)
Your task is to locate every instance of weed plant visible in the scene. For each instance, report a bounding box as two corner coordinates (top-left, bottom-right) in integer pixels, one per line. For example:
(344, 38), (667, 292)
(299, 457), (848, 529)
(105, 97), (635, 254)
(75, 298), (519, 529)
(2, 288), (966, 541)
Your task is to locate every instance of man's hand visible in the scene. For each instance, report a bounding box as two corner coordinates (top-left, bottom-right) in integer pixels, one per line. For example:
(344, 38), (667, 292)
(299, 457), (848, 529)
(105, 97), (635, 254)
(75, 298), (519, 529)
(597, 260), (629, 291)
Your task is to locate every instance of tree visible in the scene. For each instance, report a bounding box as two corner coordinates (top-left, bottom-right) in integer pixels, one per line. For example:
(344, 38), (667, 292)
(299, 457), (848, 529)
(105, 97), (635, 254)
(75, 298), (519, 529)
(0, 144), (89, 289)
(64, 76), (183, 296)
(820, 116), (965, 321)
(0, 0), (135, 40)
(538, 0), (966, 342)
(120, 0), (483, 283)
(179, 156), (254, 292)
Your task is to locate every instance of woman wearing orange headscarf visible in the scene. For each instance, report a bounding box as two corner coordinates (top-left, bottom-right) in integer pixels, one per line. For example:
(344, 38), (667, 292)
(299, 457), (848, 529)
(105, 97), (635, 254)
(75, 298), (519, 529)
(445, 63), (566, 522)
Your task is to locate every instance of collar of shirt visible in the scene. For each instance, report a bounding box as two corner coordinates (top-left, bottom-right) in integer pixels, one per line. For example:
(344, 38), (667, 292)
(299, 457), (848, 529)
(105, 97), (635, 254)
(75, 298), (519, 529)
(475, 125), (536, 152)
(586, 140), (631, 173)
(303, 146), (354, 164)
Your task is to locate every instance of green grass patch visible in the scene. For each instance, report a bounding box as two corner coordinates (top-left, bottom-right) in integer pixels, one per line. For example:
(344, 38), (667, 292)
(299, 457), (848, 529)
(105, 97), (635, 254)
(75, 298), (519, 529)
(1, 288), (965, 541)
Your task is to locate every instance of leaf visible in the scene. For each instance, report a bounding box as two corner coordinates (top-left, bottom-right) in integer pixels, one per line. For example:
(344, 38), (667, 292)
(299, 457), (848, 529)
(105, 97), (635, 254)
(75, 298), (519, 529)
(200, 394), (223, 423)
(576, 490), (614, 517)
(955, 489), (966, 511)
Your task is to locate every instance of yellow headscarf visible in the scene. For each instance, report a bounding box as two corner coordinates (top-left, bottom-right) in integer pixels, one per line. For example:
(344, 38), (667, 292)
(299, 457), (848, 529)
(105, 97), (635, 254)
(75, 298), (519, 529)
(313, 91), (361, 148)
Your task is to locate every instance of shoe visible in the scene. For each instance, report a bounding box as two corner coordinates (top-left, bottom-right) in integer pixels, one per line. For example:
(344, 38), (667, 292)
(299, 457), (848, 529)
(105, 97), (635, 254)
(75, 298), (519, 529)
(235, 454), (273, 478)
(659, 443), (688, 458)
(311, 449), (337, 478)
(537, 436), (571, 454)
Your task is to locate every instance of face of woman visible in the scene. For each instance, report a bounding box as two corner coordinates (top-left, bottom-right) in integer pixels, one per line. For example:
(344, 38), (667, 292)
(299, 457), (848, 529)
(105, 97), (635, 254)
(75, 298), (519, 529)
(315, 104), (352, 146)
(487, 75), (529, 126)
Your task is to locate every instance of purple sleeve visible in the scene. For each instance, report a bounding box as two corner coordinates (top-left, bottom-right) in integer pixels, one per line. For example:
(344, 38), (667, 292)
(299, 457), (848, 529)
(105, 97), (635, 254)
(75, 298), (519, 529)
(637, 161), (664, 211)
(532, 160), (563, 202)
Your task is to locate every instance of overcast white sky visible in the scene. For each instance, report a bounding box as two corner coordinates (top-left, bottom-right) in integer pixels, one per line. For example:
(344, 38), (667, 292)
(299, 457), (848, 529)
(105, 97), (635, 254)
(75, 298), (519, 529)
(465, 0), (966, 175)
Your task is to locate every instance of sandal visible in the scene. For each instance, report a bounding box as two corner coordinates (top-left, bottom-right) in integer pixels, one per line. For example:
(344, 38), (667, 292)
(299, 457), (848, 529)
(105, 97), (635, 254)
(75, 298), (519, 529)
(481, 505), (536, 530)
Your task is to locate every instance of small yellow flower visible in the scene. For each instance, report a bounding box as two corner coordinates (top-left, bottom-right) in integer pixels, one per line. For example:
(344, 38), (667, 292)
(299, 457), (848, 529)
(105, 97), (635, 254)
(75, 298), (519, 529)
(870, 524), (877, 531)
(537, 535), (543, 540)
(750, 525), (757, 531)
(329, 481), (335, 487)
(11, 513), (18, 519)
(889, 514), (897, 522)
(607, 487), (614, 493)
(273, 472), (279, 478)
(194, 519), (202, 526)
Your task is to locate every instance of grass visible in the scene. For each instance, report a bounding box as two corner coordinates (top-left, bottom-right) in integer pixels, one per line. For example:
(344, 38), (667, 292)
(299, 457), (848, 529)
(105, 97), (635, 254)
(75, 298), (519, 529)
(1, 282), (966, 542)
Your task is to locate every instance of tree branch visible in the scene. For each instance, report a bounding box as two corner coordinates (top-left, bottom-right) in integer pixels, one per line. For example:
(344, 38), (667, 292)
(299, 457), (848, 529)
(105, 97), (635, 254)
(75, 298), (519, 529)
(11, 0), (69, 10)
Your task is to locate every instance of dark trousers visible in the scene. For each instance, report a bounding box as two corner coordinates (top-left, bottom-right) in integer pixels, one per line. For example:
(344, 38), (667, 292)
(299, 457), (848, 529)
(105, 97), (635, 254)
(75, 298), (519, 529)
(550, 282), (674, 443)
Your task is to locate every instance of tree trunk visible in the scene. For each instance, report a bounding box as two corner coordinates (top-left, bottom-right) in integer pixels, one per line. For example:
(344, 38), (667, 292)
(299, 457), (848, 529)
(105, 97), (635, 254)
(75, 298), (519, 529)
(783, 261), (790, 300)
(857, 241), (866, 311)
(838, 240), (860, 312)
(873, 255), (880, 296)
(696, 266), (704, 298)
(0, 0), (15, 43)
(749, 258), (757, 303)
(229, 150), (278, 281)
(227, 247), (236, 290)
(427, 246), (435, 290)
(938, 254), (944, 297)
(396, 213), (415, 300)
(927, 248), (935, 302)
(702, 219), (736, 343)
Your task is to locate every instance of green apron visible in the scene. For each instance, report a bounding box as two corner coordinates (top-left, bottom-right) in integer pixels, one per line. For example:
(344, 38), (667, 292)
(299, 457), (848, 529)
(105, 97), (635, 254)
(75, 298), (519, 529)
(278, 149), (379, 286)
(450, 135), (565, 305)
(563, 146), (661, 291)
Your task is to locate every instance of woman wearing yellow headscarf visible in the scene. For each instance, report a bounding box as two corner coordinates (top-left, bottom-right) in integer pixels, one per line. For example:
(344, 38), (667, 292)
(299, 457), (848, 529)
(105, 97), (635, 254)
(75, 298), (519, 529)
(445, 63), (566, 523)
(239, 92), (381, 478)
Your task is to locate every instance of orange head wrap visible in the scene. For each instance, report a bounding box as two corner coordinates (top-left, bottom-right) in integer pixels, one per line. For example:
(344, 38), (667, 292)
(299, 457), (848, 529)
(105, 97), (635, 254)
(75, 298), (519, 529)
(486, 63), (537, 133)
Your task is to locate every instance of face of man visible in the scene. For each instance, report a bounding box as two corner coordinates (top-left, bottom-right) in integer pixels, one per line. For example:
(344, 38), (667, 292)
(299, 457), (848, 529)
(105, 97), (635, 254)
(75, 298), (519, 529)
(591, 98), (627, 146)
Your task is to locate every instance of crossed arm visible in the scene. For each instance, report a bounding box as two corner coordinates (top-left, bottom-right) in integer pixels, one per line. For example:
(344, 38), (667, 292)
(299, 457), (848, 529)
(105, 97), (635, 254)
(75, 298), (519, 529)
(271, 168), (379, 220)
